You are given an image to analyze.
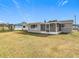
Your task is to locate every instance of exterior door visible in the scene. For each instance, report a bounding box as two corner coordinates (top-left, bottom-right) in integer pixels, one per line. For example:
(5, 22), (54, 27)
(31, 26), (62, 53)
(58, 24), (61, 31)
(46, 24), (49, 32)
(41, 24), (45, 31)
(50, 24), (56, 32)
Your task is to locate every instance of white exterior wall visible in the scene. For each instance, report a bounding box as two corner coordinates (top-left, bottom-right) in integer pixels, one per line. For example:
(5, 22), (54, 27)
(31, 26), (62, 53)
(28, 23), (60, 34)
(14, 26), (23, 30)
(22, 26), (28, 30)
(28, 24), (41, 32)
(28, 21), (73, 34)
(14, 25), (28, 31)
(61, 23), (73, 33)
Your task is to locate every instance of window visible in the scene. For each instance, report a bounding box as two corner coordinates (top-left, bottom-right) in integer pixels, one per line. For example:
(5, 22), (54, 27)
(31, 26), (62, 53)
(46, 24), (49, 29)
(58, 24), (65, 31)
(61, 24), (65, 27)
(57, 23), (59, 27)
(31, 25), (37, 29)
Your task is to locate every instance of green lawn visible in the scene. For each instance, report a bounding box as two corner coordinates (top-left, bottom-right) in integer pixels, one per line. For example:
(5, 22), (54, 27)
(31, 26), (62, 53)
(0, 31), (79, 58)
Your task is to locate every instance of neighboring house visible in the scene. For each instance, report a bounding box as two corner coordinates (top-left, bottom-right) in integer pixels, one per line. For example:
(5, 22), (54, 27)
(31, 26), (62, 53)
(27, 20), (73, 34)
(73, 24), (79, 30)
(0, 23), (8, 31)
(14, 24), (23, 30)
(0, 22), (14, 31)
(22, 24), (28, 30)
(14, 24), (28, 30)
(8, 24), (15, 31)
(14, 22), (28, 30)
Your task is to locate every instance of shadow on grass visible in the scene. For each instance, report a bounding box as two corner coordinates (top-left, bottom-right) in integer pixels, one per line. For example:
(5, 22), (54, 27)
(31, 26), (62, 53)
(16, 31), (72, 37)
(16, 31), (52, 37)
(59, 32), (70, 35)
(0, 30), (14, 33)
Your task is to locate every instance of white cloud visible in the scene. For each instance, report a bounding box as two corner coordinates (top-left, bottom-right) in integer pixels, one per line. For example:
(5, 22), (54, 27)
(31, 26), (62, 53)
(57, 0), (69, 7)
(12, 0), (20, 9)
(61, 0), (68, 6)
(56, 0), (60, 4)
(57, 0), (63, 7)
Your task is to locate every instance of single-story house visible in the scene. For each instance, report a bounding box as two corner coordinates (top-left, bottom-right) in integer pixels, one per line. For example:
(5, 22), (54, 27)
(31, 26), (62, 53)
(14, 24), (23, 30)
(27, 20), (73, 34)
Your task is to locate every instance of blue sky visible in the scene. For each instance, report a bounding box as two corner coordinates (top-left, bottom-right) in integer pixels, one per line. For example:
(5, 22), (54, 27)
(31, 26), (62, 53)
(0, 0), (79, 24)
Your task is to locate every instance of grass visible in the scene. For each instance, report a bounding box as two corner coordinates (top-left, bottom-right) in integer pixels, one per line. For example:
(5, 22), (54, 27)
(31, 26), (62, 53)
(0, 31), (79, 57)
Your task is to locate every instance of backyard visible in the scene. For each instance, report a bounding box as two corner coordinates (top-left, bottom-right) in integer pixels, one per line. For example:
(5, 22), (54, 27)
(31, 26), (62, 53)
(0, 31), (79, 57)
